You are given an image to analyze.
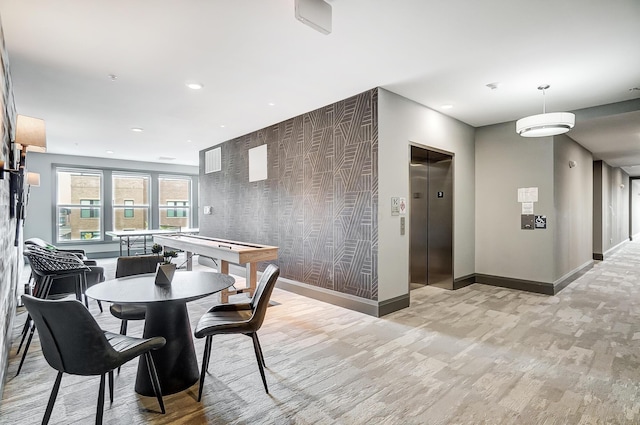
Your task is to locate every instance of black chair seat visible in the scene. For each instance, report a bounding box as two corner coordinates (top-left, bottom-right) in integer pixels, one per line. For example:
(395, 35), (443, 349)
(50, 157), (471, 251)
(102, 331), (165, 369)
(109, 304), (146, 321)
(194, 304), (253, 336)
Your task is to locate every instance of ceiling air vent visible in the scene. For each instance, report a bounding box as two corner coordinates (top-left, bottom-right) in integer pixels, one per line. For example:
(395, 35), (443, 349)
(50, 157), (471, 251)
(205, 147), (221, 173)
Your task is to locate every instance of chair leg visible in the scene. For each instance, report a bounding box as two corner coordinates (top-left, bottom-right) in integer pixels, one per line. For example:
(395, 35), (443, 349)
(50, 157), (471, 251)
(119, 320), (128, 336)
(97, 300), (103, 313)
(144, 352), (165, 414)
(82, 273), (89, 308)
(16, 323), (36, 376)
(253, 332), (266, 367)
(250, 333), (269, 393)
(198, 336), (212, 402)
(96, 374), (106, 425)
(17, 314), (32, 354)
(42, 371), (63, 425)
(108, 370), (114, 403)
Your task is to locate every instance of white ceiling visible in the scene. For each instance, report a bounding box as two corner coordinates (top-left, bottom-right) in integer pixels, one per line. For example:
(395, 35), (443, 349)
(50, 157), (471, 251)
(1, 0), (639, 174)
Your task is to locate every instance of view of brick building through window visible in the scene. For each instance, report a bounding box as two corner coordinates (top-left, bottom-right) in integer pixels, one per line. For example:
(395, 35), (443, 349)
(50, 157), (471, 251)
(56, 170), (190, 242)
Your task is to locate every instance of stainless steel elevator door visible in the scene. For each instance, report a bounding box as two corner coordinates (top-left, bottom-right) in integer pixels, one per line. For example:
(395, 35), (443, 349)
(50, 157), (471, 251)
(409, 146), (453, 289)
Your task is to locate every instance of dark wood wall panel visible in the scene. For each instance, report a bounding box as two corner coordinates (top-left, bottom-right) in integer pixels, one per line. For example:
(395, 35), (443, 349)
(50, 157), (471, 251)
(200, 89), (378, 300)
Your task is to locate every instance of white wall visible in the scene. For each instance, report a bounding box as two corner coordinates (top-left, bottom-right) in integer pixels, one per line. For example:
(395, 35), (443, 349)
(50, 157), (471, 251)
(24, 152), (198, 255)
(377, 88), (475, 301)
(475, 122), (556, 283)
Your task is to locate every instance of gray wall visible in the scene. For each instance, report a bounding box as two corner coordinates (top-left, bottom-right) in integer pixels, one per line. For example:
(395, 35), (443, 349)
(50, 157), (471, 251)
(377, 89), (475, 301)
(632, 179), (640, 240)
(24, 152), (198, 256)
(553, 134), (593, 279)
(475, 122), (556, 282)
(593, 160), (629, 256)
(199, 89), (379, 300)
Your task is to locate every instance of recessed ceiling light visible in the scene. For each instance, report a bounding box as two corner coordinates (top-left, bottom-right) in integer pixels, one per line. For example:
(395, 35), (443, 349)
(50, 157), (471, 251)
(131, 127), (143, 132)
(186, 82), (203, 90)
(486, 82), (501, 90)
(220, 124), (226, 128)
(106, 150), (114, 154)
(441, 104), (453, 109)
(268, 102), (276, 106)
(187, 139), (192, 143)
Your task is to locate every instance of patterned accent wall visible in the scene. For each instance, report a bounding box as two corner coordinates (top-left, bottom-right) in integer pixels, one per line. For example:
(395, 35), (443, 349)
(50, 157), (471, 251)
(0, 21), (18, 399)
(200, 89), (378, 300)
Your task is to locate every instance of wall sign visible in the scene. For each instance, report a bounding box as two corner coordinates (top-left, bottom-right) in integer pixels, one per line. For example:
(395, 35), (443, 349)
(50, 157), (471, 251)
(521, 214), (534, 230)
(535, 215), (547, 229)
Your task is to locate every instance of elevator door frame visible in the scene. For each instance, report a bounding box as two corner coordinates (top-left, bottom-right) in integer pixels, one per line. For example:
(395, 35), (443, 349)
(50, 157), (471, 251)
(408, 143), (454, 291)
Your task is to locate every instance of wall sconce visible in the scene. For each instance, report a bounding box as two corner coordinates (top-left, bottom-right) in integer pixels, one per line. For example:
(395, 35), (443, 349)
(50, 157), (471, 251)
(1, 114), (47, 246)
(1, 114), (46, 178)
(26, 171), (41, 187)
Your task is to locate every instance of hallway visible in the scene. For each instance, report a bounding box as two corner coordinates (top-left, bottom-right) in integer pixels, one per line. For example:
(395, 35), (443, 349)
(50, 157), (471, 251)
(1, 241), (639, 424)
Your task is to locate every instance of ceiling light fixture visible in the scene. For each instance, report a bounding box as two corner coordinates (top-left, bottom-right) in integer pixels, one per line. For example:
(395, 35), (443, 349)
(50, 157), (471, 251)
(186, 82), (203, 90)
(131, 127), (143, 132)
(516, 85), (575, 138)
(441, 104), (453, 109)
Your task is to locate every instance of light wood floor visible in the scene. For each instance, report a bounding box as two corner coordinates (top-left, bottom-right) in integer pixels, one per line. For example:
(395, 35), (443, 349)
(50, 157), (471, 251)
(2, 243), (640, 424)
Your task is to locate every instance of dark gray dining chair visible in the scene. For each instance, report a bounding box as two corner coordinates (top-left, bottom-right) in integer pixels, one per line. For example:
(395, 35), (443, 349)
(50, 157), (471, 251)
(109, 255), (163, 336)
(21, 294), (166, 425)
(194, 264), (280, 401)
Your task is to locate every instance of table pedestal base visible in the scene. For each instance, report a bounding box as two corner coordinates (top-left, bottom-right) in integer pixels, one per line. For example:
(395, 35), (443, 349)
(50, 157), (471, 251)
(135, 302), (199, 396)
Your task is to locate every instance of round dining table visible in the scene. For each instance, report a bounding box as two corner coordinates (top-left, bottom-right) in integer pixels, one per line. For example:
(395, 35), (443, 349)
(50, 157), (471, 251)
(85, 270), (235, 396)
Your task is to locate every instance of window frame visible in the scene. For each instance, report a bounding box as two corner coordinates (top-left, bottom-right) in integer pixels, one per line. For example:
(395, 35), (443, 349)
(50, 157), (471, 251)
(55, 168), (104, 243)
(112, 172), (151, 231)
(158, 176), (192, 227)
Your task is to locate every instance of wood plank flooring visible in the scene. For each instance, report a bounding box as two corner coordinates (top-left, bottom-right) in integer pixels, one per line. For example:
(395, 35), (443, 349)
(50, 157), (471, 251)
(2, 243), (640, 424)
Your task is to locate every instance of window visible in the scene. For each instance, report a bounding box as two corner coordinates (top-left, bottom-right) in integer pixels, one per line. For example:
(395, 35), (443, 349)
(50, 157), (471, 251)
(112, 174), (150, 231)
(167, 201), (188, 217)
(124, 200), (134, 218)
(159, 177), (191, 228)
(56, 169), (102, 242)
(80, 200), (100, 218)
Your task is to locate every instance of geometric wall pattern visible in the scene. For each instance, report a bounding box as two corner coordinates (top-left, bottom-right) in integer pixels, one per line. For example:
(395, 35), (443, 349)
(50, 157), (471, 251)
(199, 89), (379, 300)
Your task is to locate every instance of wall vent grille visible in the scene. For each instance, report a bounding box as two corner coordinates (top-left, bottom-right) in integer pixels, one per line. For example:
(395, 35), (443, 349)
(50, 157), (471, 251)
(205, 147), (221, 173)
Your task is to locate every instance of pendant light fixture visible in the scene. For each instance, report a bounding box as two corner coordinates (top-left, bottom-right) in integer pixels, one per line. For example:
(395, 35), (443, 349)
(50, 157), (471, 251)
(516, 85), (575, 137)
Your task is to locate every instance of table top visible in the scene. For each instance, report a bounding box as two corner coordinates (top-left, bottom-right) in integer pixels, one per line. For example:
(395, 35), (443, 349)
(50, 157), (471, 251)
(85, 271), (235, 304)
(106, 228), (199, 238)
(153, 234), (278, 264)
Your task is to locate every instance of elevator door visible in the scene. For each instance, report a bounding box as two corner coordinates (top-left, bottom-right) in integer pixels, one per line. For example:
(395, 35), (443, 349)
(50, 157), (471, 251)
(409, 146), (453, 289)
